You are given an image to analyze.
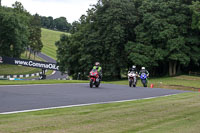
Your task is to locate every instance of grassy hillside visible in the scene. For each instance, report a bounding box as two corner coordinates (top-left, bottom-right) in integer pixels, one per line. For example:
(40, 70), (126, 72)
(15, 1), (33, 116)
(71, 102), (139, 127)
(0, 28), (67, 76)
(0, 65), (41, 75)
(0, 52), (42, 75)
(41, 28), (70, 60)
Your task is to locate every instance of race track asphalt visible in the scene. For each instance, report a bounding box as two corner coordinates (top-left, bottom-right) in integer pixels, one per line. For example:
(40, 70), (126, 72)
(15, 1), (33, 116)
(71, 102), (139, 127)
(0, 84), (188, 114)
(37, 52), (67, 79)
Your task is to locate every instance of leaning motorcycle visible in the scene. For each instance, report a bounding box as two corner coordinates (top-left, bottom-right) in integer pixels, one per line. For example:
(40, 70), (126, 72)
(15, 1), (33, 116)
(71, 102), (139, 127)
(140, 73), (148, 87)
(89, 69), (100, 88)
(128, 71), (137, 87)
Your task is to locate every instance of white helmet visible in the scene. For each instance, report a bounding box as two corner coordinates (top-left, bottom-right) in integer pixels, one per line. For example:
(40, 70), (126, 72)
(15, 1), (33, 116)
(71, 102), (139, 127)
(95, 62), (100, 66)
(141, 67), (145, 70)
(132, 65), (136, 69)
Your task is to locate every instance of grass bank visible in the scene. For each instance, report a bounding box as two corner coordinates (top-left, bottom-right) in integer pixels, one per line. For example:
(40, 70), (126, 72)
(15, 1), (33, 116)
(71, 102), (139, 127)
(105, 75), (200, 91)
(0, 80), (88, 85)
(0, 92), (199, 133)
(41, 28), (69, 60)
(0, 52), (42, 75)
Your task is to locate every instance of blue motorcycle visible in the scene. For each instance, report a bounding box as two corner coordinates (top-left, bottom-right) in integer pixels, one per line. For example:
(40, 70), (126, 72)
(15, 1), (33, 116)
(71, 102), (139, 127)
(140, 73), (148, 87)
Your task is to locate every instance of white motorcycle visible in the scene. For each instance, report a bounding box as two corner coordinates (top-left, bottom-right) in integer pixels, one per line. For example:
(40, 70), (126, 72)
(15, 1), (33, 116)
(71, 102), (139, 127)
(128, 71), (137, 87)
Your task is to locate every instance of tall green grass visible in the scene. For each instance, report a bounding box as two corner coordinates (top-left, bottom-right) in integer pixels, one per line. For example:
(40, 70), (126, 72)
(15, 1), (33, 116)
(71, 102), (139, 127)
(41, 28), (70, 60)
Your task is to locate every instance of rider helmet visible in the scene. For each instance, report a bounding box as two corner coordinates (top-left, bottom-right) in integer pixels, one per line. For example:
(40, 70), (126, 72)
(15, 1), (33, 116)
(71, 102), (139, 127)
(132, 65), (136, 69)
(95, 62), (100, 69)
(141, 67), (145, 70)
(95, 62), (100, 66)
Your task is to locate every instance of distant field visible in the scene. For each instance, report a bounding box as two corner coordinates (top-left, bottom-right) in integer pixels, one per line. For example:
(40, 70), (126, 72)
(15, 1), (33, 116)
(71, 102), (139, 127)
(41, 28), (70, 60)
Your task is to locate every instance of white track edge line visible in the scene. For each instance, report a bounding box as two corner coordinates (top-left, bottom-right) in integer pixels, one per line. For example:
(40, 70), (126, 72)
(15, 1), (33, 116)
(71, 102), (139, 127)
(0, 93), (179, 115)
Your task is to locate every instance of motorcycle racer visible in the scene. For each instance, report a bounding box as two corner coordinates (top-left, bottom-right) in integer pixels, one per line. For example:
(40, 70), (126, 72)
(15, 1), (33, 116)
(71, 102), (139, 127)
(93, 62), (102, 80)
(128, 65), (138, 87)
(139, 67), (149, 77)
(128, 65), (138, 74)
(139, 67), (149, 87)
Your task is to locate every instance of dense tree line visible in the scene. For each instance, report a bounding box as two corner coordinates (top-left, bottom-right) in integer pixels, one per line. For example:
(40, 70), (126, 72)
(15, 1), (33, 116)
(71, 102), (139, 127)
(0, 2), (42, 59)
(40, 16), (72, 32)
(56, 0), (200, 80)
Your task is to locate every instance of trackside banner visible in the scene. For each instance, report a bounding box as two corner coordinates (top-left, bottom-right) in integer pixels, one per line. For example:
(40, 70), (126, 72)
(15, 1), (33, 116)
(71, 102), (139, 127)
(0, 56), (59, 71)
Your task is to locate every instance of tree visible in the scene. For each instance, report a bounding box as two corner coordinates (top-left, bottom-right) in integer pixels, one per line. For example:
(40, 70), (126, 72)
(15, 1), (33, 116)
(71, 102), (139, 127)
(125, 0), (200, 76)
(0, 2), (43, 59)
(188, 1), (200, 71)
(0, 7), (30, 57)
(54, 17), (71, 31)
(56, 0), (138, 79)
(48, 16), (54, 29)
(12, 1), (27, 13)
(70, 21), (80, 34)
(92, 0), (138, 79)
(56, 0), (200, 79)
(190, 1), (200, 30)
(28, 14), (43, 59)
(56, 35), (74, 75)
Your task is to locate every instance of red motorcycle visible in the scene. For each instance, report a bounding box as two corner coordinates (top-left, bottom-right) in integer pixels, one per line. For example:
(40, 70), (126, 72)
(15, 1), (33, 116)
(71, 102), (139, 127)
(89, 69), (100, 88)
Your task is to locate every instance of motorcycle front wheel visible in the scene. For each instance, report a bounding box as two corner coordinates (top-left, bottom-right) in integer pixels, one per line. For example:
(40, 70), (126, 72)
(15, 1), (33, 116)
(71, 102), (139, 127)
(142, 79), (147, 87)
(90, 79), (93, 88)
(129, 80), (132, 87)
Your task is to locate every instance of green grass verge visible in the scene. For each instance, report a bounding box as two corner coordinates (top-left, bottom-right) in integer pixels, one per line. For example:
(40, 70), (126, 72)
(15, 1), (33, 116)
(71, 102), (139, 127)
(0, 92), (199, 133)
(41, 28), (70, 60)
(104, 75), (200, 91)
(0, 80), (88, 85)
(0, 64), (41, 75)
(0, 52), (42, 75)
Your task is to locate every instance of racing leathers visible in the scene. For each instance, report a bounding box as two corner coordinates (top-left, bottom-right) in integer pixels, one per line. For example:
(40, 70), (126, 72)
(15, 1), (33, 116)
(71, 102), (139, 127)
(93, 66), (102, 80)
(139, 69), (149, 77)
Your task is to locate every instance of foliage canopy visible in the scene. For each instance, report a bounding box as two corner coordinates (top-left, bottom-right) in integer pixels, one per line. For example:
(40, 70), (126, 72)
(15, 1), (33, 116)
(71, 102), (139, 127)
(56, 0), (200, 79)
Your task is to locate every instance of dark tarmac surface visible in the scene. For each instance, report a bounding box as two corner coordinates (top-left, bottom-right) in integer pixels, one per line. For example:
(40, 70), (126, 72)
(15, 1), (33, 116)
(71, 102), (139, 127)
(37, 53), (67, 79)
(0, 84), (188, 113)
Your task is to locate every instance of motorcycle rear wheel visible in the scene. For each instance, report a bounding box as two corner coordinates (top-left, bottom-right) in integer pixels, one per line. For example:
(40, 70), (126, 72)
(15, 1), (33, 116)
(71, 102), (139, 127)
(95, 82), (100, 88)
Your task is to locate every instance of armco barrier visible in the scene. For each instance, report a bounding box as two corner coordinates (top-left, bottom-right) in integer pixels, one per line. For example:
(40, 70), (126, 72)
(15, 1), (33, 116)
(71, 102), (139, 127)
(189, 71), (200, 76)
(0, 70), (47, 79)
